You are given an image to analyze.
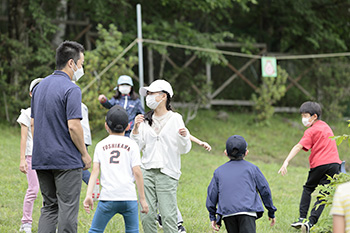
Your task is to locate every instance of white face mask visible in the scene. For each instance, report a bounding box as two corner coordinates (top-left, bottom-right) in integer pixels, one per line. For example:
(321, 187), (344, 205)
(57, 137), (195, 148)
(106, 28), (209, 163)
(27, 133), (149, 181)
(146, 94), (162, 110)
(118, 85), (131, 95)
(302, 117), (313, 127)
(71, 62), (84, 82)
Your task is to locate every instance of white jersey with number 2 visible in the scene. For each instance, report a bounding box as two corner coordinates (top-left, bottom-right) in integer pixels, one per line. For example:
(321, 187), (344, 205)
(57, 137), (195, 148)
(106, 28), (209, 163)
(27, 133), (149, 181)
(93, 135), (141, 201)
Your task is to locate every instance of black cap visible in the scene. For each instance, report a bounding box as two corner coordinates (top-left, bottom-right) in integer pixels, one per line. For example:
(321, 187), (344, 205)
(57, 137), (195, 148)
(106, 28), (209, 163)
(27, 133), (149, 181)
(106, 105), (129, 133)
(226, 135), (248, 157)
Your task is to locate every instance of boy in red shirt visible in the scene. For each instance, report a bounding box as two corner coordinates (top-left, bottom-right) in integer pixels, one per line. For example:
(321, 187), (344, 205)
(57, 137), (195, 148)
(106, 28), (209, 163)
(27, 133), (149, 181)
(278, 101), (342, 233)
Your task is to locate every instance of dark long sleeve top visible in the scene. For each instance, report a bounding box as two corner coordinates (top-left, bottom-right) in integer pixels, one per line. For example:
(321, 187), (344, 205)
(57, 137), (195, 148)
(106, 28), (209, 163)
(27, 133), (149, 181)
(206, 160), (277, 224)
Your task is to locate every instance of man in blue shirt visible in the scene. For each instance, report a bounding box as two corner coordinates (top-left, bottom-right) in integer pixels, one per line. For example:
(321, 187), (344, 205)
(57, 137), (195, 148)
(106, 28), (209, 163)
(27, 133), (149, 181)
(206, 135), (276, 233)
(31, 41), (91, 233)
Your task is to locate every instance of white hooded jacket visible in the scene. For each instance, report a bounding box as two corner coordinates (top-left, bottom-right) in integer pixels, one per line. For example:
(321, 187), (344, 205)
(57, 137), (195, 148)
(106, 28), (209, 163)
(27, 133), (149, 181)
(131, 112), (191, 180)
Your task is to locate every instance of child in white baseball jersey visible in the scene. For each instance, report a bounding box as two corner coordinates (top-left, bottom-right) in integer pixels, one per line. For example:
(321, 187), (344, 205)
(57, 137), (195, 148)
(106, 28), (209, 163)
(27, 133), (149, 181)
(83, 105), (148, 233)
(17, 78), (42, 233)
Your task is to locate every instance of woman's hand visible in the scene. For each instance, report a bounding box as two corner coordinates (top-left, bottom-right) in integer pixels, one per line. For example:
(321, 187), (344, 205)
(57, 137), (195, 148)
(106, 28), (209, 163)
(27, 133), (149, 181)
(179, 128), (187, 137)
(132, 114), (144, 134)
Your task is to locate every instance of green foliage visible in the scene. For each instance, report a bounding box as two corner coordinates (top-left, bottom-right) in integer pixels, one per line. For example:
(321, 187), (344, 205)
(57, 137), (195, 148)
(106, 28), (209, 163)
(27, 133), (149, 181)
(1, 0), (350, 123)
(77, 24), (138, 132)
(311, 173), (350, 233)
(315, 58), (350, 121)
(0, 33), (54, 123)
(144, 20), (234, 65)
(252, 66), (288, 122)
(331, 120), (350, 150)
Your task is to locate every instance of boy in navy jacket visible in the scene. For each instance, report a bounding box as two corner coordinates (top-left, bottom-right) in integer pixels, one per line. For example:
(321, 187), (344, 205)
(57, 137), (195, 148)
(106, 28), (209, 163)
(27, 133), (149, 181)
(206, 135), (277, 233)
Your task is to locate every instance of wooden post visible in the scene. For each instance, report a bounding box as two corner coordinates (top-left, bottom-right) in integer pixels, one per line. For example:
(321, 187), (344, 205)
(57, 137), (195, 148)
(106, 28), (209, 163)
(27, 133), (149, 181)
(210, 48), (266, 99)
(227, 63), (257, 90)
(206, 63), (211, 109)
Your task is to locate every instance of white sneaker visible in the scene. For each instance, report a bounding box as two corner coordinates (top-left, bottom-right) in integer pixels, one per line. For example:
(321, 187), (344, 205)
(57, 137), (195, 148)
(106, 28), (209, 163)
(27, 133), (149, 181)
(19, 223), (32, 233)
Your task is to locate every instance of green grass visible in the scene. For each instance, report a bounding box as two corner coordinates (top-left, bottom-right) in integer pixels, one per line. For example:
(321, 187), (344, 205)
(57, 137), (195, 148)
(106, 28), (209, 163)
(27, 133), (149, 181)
(1, 110), (349, 232)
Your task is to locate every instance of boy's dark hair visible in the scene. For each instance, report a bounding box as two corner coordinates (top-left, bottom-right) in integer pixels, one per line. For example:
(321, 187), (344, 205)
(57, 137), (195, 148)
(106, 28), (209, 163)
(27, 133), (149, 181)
(228, 148), (244, 161)
(299, 101), (322, 119)
(56, 41), (85, 70)
(113, 86), (140, 100)
(145, 91), (173, 126)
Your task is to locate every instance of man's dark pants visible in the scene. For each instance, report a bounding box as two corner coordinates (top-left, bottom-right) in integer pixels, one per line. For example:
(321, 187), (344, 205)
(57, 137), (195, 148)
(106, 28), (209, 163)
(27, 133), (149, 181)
(36, 168), (82, 233)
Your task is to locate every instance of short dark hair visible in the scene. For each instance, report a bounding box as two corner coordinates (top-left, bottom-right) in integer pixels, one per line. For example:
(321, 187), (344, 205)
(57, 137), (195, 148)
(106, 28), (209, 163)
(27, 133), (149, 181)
(228, 148), (244, 161)
(56, 41), (84, 70)
(299, 101), (322, 119)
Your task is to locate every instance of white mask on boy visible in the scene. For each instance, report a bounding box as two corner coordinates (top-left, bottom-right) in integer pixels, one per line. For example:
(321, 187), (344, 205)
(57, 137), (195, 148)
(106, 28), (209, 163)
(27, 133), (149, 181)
(146, 94), (162, 110)
(302, 117), (313, 127)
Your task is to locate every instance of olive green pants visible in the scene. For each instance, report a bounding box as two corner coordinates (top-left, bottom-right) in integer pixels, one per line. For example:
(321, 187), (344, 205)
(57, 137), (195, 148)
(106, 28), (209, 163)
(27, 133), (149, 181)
(141, 169), (178, 233)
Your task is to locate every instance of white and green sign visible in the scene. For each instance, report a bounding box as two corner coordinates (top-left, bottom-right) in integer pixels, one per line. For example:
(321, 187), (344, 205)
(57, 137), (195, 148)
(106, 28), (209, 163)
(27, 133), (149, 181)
(261, 57), (277, 77)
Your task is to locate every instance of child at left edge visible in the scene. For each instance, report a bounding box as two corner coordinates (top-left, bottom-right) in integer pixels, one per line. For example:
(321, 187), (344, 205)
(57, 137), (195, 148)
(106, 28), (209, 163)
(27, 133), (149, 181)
(17, 78), (43, 233)
(206, 135), (276, 233)
(83, 105), (149, 232)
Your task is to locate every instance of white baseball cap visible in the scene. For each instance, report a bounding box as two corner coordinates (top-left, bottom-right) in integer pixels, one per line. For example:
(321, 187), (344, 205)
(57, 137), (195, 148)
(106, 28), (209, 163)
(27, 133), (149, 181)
(139, 79), (174, 97)
(29, 78), (43, 92)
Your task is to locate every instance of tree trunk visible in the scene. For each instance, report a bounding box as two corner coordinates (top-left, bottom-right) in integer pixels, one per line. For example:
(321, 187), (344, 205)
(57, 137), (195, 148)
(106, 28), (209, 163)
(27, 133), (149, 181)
(8, 0), (27, 101)
(52, 0), (67, 47)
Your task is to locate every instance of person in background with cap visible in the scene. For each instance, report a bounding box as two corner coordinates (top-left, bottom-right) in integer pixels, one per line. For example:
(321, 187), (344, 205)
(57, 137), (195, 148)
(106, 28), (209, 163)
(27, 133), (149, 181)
(206, 135), (277, 233)
(17, 78), (42, 233)
(131, 79), (192, 233)
(98, 75), (144, 137)
(83, 105), (148, 232)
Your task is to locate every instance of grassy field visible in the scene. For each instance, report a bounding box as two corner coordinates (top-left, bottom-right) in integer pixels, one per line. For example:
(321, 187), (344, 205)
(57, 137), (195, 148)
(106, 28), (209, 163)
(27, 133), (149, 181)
(1, 110), (349, 232)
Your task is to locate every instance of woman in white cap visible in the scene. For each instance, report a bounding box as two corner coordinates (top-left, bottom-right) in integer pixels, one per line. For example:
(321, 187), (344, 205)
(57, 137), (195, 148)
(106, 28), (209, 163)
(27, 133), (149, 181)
(131, 79), (192, 233)
(98, 75), (144, 136)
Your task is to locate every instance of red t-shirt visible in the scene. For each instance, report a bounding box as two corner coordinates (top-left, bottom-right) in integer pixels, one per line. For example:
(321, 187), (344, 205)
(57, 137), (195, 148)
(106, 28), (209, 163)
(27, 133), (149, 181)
(299, 120), (341, 169)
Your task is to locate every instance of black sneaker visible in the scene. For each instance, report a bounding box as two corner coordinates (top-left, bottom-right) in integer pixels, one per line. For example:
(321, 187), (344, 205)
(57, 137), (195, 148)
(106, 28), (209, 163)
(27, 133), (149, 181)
(157, 214), (162, 228)
(178, 224), (186, 233)
(301, 221), (313, 233)
(291, 218), (307, 229)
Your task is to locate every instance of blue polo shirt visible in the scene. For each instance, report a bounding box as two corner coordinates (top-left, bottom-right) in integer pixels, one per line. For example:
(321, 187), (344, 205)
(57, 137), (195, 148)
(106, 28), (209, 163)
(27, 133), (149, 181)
(31, 70), (83, 170)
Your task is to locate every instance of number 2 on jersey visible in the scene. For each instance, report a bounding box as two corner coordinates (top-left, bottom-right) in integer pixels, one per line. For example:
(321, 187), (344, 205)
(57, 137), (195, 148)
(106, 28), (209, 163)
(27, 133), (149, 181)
(110, 150), (120, 164)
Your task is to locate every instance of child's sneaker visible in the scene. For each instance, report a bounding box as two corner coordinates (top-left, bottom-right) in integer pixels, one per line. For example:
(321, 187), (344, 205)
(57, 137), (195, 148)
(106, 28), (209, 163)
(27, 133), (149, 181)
(19, 223), (32, 233)
(301, 221), (313, 233)
(291, 217), (307, 229)
(178, 223), (186, 233)
(92, 178), (100, 201)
